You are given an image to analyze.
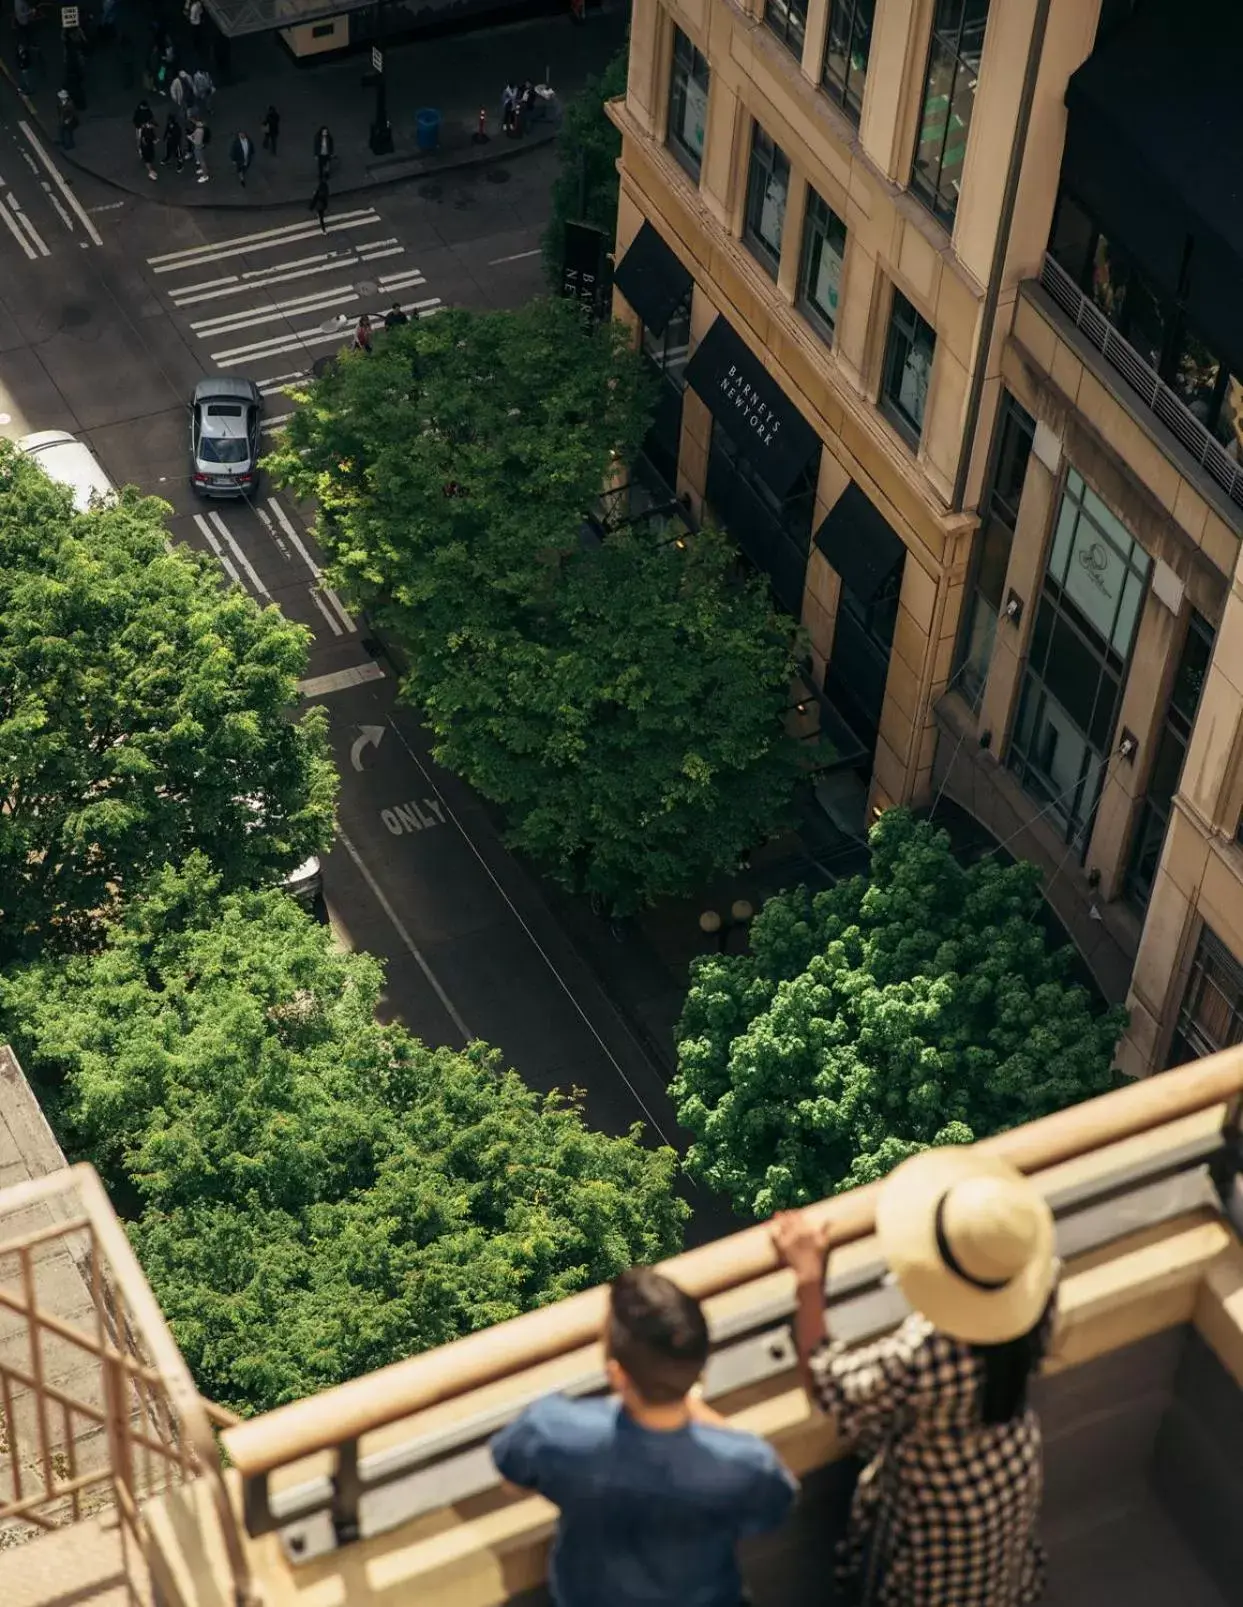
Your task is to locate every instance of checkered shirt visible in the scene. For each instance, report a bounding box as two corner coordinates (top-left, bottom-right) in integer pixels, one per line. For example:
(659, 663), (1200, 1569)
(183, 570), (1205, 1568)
(809, 1313), (1046, 1607)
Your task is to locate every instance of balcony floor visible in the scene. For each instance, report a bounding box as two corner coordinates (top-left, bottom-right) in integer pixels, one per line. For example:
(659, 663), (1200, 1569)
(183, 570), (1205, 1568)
(1047, 1495), (1226, 1607)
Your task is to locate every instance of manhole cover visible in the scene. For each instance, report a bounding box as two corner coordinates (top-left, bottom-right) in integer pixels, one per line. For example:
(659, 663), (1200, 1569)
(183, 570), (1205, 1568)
(418, 181), (444, 202)
(61, 303), (91, 327)
(355, 279), (377, 297)
(485, 166), (511, 185)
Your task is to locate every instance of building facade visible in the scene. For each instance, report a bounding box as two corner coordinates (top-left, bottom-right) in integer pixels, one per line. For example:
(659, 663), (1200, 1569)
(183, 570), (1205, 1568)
(608, 0), (1243, 1075)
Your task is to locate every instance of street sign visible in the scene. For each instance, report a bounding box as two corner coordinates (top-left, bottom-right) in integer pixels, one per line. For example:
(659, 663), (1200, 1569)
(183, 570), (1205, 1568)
(61, 5), (79, 27)
(371, 45), (383, 74)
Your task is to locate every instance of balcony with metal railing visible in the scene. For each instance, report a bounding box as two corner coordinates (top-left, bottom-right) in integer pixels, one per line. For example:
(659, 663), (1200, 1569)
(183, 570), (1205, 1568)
(1032, 255), (1243, 526)
(5, 1052), (1243, 1607)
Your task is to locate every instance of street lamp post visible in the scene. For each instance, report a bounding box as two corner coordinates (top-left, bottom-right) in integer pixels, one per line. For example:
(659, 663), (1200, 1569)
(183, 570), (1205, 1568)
(698, 899), (755, 954)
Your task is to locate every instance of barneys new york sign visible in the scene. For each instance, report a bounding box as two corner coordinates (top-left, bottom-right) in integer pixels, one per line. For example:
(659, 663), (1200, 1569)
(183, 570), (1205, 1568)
(718, 362), (783, 449)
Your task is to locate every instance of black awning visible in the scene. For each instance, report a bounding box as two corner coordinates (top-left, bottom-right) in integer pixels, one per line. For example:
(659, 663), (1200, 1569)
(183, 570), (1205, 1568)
(611, 221), (694, 337)
(814, 483), (905, 603)
(685, 317), (819, 499)
(1063, 1), (1243, 372)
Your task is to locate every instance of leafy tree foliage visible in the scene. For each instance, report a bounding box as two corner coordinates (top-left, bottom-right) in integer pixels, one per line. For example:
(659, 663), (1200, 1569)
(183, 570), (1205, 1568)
(0, 860), (687, 1414)
(542, 46), (629, 284)
(671, 809), (1128, 1217)
(0, 442), (335, 962)
(269, 300), (806, 912)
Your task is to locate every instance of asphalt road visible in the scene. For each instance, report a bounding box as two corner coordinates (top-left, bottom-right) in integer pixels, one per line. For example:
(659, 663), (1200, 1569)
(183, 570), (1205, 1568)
(0, 90), (711, 1192)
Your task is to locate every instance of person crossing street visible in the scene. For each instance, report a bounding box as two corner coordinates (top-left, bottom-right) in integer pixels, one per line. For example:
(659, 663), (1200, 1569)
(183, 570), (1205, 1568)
(230, 129), (253, 186)
(309, 177), (329, 231)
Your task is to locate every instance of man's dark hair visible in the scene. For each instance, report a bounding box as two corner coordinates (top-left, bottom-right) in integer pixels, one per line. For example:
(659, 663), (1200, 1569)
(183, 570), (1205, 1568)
(606, 1268), (709, 1405)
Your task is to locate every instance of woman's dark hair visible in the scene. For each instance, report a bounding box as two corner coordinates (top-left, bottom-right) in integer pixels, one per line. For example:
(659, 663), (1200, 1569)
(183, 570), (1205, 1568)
(972, 1290), (1056, 1425)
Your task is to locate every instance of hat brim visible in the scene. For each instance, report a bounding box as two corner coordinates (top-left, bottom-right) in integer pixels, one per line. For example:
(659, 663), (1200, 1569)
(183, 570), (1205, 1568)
(875, 1147), (1057, 1345)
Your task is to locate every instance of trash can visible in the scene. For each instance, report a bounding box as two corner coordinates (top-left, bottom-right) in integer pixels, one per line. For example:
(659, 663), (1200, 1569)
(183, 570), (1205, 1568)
(416, 108), (440, 152)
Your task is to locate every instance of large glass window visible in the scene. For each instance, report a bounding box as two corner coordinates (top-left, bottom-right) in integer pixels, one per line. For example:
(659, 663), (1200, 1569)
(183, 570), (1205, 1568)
(911, 0), (990, 227)
(881, 290), (937, 446)
(743, 124), (790, 279)
(706, 420), (817, 616)
(955, 394), (1035, 707)
(1048, 190), (1243, 457)
(667, 27), (710, 181)
(1168, 927), (1243, 1067)
(821, 0), (875, 123)
(1124, 612), (1214, 912)
(1010, 469), (1151, 856)
(764, 0), (808, 62)
(639, 290), (692, 494)
(641, 292), (691, 392)
(798, 190), (847, 341)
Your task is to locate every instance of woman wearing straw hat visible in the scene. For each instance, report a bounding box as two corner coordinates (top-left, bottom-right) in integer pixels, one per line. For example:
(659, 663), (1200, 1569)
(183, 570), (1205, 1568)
(771, 1147), (1058, 1606)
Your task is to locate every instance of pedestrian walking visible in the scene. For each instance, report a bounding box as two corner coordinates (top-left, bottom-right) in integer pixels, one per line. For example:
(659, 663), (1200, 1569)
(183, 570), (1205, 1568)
(313, 125), (334, 182)
(162, 112), (184, 170)
(190, 117), (209, 183)
(352, 314), (373, 354)
(491, 1268), (797, 1607)
(186, 0), (205, 60)
(133, 97), (154, 132)
(138, 117), (158, 180)
(169, 68), (185, 118)
(309, 177), (329, 231)
(56, 88), (77, 150)
(15, 41), (34, 95)
(501, 79), (516, 135)
(771, 1147), (1058, 1607)
(383, 301), (408, 330)
(261, 104), (280, 154)
(229, 129), (253, 185)
(191, 66), (214, 113)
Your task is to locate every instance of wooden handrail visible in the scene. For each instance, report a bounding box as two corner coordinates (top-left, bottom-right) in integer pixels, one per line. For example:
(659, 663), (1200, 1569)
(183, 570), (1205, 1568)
(222, 1047), (1243, 1478)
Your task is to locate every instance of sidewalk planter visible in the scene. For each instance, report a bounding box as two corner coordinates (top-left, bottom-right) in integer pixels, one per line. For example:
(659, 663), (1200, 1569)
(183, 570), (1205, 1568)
(416, 108), (441, 152)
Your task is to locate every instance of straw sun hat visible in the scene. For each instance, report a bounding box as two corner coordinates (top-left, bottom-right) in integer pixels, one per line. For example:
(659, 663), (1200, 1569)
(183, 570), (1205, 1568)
(875, 1148), (1057, 1345)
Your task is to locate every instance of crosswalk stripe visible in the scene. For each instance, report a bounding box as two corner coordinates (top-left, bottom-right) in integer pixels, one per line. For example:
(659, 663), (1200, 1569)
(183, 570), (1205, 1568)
(261, 412), (294, 433)
(210, 297), (442, 364)
(297, 663), (385, 697)
(259, 371), (305, 394)
(189, 282), (360, 334)
(148, 210), (382, 272)
(171, 239), (404, 306)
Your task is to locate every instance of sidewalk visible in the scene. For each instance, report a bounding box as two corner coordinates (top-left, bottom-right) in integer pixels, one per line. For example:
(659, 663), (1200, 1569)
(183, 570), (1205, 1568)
(5, 4), (626, 207)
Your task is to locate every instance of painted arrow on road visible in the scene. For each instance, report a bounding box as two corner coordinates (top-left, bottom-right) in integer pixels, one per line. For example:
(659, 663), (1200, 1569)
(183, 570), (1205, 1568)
(350, 724), (386, 771)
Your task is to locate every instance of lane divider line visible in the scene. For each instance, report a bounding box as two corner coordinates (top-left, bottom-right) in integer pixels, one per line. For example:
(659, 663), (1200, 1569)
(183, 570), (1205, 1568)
(0, 190), (36, 259)
(207, 509), (270, 600)
(307, 586), (344, 636)
(267, 497), (355, 633)
(18, 120), (102, 244)
(192, 511), (241, 586)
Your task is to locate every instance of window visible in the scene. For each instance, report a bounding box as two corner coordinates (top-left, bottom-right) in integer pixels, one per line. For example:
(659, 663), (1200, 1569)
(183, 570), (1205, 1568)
(955, 394), (1035, 707)
(821, 0), (874, 121)
(641, 290), (691, 391)
(911, 0), (990, 227)
(798, 190), (847, 340)
(1125, 612), (1214, 912)
(1010, 469), (1151, 856)
(1168, 927), (1243, 1067)
(706, 421), (817, 615)
(1048, 191), (1243, 458)
(881, 290), (936, 445)
(743, 124), (790, 278)
(667, 28), (710, 180)
(764, 0), (808, 62)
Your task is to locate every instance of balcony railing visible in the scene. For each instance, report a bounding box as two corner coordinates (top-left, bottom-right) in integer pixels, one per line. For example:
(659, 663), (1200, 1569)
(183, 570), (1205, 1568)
(1038, 253), (1243, 515)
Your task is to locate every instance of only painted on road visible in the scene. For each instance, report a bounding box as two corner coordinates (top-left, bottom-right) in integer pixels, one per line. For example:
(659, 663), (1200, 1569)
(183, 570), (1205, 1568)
(382, 798), (446, 834)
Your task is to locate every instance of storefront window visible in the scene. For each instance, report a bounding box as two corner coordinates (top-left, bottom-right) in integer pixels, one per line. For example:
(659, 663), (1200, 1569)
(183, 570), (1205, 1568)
(821, 0), (874, 123)
(743, 123), (790, 279)
(1010, 469), (1151, 857)
(667, 27), (710, 181)
(911, 0), (990, 227)
(639, 291), (691, 494)
(1168, 927), (1243, 1067)
(641, 291), (691, 391)
(955, 394), (1035, 708)
(881, 290), (936, 446)
(764, 0), (808, 61)
(798, 190), (847, 341)
(1125, 612), (1213, 913)
(706, 421), (816, 616)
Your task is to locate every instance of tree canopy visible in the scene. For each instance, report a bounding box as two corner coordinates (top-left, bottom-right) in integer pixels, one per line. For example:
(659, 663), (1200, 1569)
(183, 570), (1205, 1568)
(0, 859), (687, 1414)
(671, 808), (1128, 1217)
(269, 300), (807, 912)
(0, 442), (335, 961)
(542, 46), (628, 284)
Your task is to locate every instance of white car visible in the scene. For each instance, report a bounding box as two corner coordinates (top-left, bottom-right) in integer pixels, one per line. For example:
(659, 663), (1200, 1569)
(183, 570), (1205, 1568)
(19, 430), (115, 510)
(190, 376), (262, 498)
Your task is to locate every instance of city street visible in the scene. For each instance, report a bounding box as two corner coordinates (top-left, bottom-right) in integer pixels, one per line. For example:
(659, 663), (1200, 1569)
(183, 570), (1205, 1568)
(0, 83), (708, 1200)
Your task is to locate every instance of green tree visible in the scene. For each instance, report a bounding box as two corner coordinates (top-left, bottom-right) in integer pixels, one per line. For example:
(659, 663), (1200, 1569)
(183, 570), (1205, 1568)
(1, 859), (686, 1414)
(269, 300), (807, 912)
(543, 47), (629, 284)
(671, 809), (1127, 1217)
(0, 442), (335, 961)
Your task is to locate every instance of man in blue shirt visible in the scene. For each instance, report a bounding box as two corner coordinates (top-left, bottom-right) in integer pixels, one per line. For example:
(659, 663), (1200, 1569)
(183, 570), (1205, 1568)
(490, 1266), (798, 1607)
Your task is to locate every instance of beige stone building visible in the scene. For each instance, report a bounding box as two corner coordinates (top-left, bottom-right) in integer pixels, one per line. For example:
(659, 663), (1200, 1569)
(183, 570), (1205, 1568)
(606, 0), (1243, 1074)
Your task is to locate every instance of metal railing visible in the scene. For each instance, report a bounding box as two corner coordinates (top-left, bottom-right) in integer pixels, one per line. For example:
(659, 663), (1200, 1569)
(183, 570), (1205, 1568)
(0, 1166), (255, 1604)
(1037, 254), (1243, 516)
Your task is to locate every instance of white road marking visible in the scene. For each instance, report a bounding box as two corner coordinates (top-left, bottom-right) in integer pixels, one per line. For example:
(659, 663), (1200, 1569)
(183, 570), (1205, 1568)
(260, 411), (294, 433)
(37, 181), (75, 233)
(297, 662), (385, 697)
(267, 498), (355, 632)
(192, 511), (241, 586)
(259, 370), (306, 394)
(18, 120), (102, 244)
(487, 247), (541, 265)
(147, 209), (382, 272)
(0, 191), (36, 259)
(335, 823), (473, 1046)
(171, 239), (404, 305)
(6, 194), (51, 258)
(254, 501), (289, 558)
(189, 281), (361, 334)
(308, 586), (344, 635)
(211, 297), (442, 364)
(376, 268), (427, 292)
(208, 509), (270, 600)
